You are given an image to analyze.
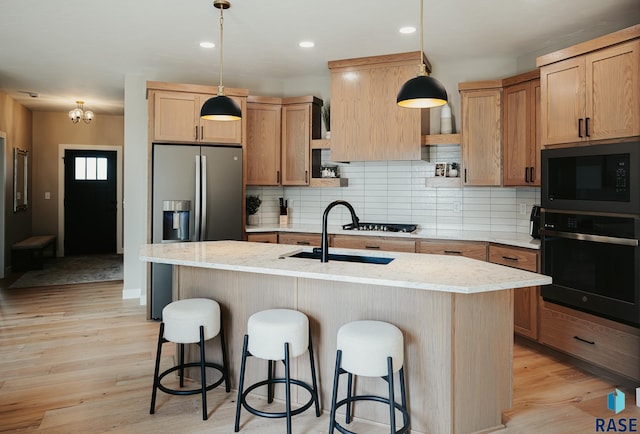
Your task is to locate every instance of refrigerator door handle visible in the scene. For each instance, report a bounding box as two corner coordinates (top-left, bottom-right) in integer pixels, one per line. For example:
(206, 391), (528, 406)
(195, 155), (201, 241)
(201, 154), (208, 239)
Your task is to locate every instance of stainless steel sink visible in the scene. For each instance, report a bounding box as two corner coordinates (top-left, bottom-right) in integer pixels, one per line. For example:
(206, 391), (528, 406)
(284, 250), (394, 265)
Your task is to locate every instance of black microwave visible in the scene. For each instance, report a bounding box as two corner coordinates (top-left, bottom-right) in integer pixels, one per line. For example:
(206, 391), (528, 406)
(541, 141), (640, 214)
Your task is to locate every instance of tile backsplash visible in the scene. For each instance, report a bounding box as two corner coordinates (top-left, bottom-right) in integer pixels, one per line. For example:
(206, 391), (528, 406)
(247, 148), (540, 234)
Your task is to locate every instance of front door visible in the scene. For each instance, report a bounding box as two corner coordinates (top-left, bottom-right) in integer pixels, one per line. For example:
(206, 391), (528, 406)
(64, 150), (117, 255)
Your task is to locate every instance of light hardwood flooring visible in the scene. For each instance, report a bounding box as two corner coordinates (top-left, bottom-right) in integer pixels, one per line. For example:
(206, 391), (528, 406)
(0, 280), (638, 433)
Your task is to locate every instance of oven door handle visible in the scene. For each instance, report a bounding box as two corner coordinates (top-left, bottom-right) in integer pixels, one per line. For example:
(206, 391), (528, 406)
(540, 229), (639, 247)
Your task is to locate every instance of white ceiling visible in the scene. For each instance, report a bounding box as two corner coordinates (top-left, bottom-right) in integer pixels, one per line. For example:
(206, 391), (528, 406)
(1, 0), (638, 115)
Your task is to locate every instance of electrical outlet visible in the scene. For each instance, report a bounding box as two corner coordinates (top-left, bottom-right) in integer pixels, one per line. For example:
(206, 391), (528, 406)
(45, 192), (51, 200)
(453, 201), (461, 214)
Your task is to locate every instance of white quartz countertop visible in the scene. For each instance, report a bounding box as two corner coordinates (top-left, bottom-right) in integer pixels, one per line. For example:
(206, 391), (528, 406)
(246, 224), (540, 250)
(139, 240), (551, 294)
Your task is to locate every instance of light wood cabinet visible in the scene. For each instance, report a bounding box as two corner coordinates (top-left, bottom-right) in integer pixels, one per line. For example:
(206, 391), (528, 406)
(328, 51), (429, 161)
(459, 83), (502, 186)
(152, 91), (242, 144)
(281, 103), (312, 185)
(332, 235), (416, 252)
(246, 96), (321, 186)
(502, 72), (541, 186)
(538, 36), (640, 146)
(417, 240), (487, 261)
(540, 301), (640, 381)
(278, 232), (323, 247)
(246, 101), (281, 185)
(247, 232), (278, 243)
(489, 244), (539, 340)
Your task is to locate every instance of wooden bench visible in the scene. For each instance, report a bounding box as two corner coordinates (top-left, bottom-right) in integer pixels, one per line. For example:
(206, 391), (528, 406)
(12, 235), (57, 272)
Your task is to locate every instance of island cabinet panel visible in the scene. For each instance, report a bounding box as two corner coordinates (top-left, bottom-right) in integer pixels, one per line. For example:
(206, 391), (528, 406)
(540, 38), (640, 146)
(489, 244), (539, 340)
(417, 240), (488, 261)
(459, 86), (503, 186)
(331, 235), (416, 252)
(278, 232), (322, 247)
(152, 91), (242, 144)
(328, 52), (429, 161)
(540, 301), (640, 381)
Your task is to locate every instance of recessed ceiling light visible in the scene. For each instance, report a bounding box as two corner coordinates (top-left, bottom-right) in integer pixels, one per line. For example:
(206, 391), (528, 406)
(399, 26), (416, 34)
(200, 41), (215, 48)
(299, 41), (315, 48)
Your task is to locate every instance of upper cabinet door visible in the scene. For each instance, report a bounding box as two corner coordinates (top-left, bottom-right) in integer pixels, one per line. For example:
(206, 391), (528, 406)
(246, 102), (281, 186)
(281, 103), (310, 185)
(199, 95), (243, 144)
(540, 57), (586, 147)
(153, 92), (199, 142)
(540, 38), (640, 146)
(585, 40), (640, 141)
(461, 88), (502, 186)
(503, 78), (541, 187)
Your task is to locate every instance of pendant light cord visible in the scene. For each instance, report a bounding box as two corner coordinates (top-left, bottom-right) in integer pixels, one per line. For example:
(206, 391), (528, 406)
(419, 0), (426, 76)
(218, 6), (225, 95)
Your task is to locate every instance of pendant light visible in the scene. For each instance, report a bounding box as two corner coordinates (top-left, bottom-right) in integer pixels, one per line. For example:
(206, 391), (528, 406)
(397, 0), (448, 108)
(200, 0), (241, 121)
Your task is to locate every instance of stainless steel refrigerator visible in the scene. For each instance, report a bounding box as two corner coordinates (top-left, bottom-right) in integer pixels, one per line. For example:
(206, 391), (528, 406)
(151, 144), (243, 319)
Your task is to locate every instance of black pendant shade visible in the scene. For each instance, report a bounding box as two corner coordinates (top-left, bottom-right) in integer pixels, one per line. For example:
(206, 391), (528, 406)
(397, 74), (448, 108)
(200, 94), (242, 121)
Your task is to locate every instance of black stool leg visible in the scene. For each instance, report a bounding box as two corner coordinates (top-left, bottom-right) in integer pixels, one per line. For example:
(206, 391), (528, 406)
(399, 366), (409, 431)
(328, 349), (342, 433)
(387, 356), (396, 433)
(345, 372), (353, 424)
(234, 334), (249, 432)
(179, 343), (185, 388)
(284, 342), (292, 434)
(219, 318), (231, 393)
(150, 322), (165, 414)
(199, 325), (208, 421)
(267, 360), (274, 403)
(307, 330), (321, 417)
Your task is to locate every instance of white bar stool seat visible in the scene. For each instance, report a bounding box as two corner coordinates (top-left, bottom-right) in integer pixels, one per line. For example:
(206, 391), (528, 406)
(329, 320), (410, 433)
(150, 298), (230, 421)
(234, 308), (320, 434)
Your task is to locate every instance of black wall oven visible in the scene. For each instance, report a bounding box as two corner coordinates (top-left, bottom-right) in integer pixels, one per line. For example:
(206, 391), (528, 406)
(541, 211), (639, 327)
(541, 141), (640, 327)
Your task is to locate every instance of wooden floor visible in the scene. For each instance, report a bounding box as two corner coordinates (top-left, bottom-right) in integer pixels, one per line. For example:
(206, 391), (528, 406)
(0, 279), (638, 434)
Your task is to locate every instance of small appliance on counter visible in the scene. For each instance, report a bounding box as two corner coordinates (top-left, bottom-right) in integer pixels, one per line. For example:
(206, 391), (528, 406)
(529, 205), (541, 239)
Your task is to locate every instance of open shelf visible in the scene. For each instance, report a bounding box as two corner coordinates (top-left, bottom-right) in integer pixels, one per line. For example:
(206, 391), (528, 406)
(422, 133), (461, 145)
(426, 176), (462, 188)
(310, 177), (349, 188)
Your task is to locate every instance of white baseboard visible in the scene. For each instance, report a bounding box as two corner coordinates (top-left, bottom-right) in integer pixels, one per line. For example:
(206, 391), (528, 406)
(122, 287), (141, 300)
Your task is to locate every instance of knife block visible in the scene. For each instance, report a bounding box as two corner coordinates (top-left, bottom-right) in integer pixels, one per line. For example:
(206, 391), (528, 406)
(279, 210), (290, 226)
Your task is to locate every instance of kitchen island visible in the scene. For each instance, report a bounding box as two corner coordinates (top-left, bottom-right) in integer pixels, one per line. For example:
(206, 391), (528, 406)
(140, 240), (551, 434)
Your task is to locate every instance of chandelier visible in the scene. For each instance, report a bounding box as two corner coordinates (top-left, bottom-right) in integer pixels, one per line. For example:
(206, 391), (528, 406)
(69, 100), (95, 124)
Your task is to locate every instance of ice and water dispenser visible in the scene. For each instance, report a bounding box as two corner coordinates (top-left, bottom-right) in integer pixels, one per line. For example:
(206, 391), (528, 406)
(162, 200), (191, 242)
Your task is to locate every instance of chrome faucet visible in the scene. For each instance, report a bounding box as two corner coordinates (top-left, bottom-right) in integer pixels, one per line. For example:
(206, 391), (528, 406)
(320, 200), (360, 263)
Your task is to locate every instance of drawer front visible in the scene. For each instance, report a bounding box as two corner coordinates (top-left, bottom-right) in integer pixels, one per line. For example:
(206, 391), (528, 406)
(540, 304), (640, 380)
(278, 232), (322, 247)
(418, 241), (487, 261)
(332, 235), (416, 253)
(247, 232), (278, 244)
(489, 244), (538, 272)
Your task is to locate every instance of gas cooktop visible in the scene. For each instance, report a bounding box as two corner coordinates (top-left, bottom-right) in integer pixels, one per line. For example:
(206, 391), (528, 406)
(341, 222), (417, 233)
